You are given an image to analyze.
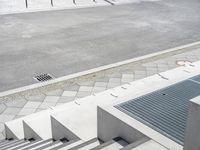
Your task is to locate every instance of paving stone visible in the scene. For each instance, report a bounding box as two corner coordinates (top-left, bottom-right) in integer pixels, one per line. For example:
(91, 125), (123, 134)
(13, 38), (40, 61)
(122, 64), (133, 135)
(94, 77), (109, 82)
(23, 101), (41, 109)
(78, 81), (94, 86)
(0, 123), (4, 132)
(0, 114), (15, 123)
(109, 78), (121, 83)
(5, 98), (27, 108)
(18, 108), (37, 116)
(25, 94), (45, 102)
(45, 89), (64, 96)
(55, 103), (65, 106)
(0, 104), (6, 114)
(35, 108), (46, 113)
(121, 78), (134, 83)
(58, 96), (75, 103)
(92, 87), (106, 93)
(62, 91), (77, 97)
(108, 73), (122, 78)
(0, 133), (4, 140)
(107, 82), (121, 88)
(134, 70), (146, 75)
(39, 102), (56, 109)
(79, 86), (93, 92)
(94, 82), (108, 87)
(122, 74), (134, 79)
(135, 74), (147, 80)
(63, 84), (80, 91)
(76, 91), (91, 98)
(2, 107), (21, 115)
(44, 96), (60, 103)
(14, 115), (25, 119)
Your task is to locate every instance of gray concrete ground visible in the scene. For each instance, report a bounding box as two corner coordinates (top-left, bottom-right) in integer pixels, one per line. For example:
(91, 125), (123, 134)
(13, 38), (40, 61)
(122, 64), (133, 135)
(0, 45), (200, 139)
(1, 0), (200, 92)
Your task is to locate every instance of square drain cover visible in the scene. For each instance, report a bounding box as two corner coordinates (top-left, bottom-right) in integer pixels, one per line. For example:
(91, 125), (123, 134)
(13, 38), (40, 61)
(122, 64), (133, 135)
(34, 74), (54, 82)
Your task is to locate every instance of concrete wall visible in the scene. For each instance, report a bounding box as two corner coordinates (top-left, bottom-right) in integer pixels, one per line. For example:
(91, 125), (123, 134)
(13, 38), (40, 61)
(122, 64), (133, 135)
(51, 116), (80, 141)
(184, 96), (200, 150)
(97, 106), (146, 143)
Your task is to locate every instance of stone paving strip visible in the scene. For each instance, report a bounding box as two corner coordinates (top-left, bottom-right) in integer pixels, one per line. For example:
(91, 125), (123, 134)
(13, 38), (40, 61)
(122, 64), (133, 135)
(0, 45), (200, 139)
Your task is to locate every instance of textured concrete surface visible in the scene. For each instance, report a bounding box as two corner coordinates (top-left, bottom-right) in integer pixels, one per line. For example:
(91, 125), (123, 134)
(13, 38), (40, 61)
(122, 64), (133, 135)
(1, 0), (200, 92)
(0, 47), (200, 139)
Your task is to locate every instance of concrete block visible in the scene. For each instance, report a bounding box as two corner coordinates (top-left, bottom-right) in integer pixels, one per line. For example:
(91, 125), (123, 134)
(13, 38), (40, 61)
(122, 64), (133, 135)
(184, 96), (200, 150)
(97, 106), (145, 143)
(51, 116), (80, 141)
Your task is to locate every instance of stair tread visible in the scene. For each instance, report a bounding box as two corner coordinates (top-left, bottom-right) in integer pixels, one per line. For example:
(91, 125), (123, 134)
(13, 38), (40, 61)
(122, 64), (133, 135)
(131, 140), (168, 150)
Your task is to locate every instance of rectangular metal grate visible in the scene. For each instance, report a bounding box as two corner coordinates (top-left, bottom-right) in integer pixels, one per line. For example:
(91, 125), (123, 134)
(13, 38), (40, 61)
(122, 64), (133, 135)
(34, 74), (54, 82)
(115, 78), (200, 145)
(190, 74), (200, 83)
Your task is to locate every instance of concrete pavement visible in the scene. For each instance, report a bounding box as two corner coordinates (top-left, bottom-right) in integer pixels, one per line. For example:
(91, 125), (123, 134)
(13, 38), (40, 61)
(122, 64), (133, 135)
(1, 0), (200, 92)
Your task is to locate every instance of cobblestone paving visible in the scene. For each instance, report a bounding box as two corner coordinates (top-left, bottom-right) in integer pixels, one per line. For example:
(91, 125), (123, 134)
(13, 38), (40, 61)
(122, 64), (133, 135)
(0, 48), (200, 139)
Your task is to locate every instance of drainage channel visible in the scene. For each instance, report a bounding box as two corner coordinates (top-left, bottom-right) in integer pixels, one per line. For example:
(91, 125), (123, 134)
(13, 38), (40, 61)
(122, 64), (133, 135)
(115, 74), (200, 145)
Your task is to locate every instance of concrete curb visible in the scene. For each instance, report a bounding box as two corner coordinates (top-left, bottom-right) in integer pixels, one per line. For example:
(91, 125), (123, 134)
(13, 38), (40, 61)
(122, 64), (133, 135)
(0, 2), (111, 15)
(0, 41), (200, 97)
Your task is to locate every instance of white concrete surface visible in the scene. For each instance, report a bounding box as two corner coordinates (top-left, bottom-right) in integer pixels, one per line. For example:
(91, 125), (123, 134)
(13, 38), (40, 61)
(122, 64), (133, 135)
(132, 140), (168, 150)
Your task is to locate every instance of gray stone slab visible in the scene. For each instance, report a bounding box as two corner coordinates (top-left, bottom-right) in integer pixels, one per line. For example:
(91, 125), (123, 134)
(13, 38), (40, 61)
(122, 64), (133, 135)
(0, 104), (6, 114)
(45, 89), (64, 96)
(76, 91), (91, 98)
(79, 86), (93, 92)
(63, 84), (80, 91)
(0, 114), (15, 123)
(23, 101), (41, 109)
(2, 107), (21, 115)
(18, 108), (37, 116)
(0, 123), (4, 132)
(62, 91), (77, 97)
(5, 98), (27, 108)
(43, 96), (60, 103)
(39, 102), (56, 109)
(25, 94), (45, 102)
(57, 96), (75, 103)
(94, 82), (108, 88)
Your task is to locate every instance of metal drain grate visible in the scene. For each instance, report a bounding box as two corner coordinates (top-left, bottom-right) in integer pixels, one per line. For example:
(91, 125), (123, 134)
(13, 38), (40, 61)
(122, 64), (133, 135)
(34, 74), (54, 82)
(190, 74), (200, 83)
(115, 78), (200, 145)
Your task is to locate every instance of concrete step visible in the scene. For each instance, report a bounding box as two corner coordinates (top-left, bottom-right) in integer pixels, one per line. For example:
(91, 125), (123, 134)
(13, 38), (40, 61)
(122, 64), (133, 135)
(21, 138), (53, 150)
(22, 111), (53, 140)
(50, 140), (83, 150)
(36, 140), (64, 150)
(131, 140), (168, 150)
(0, 139), (24, 148)
(51, 89), (121, 141)
(120, 137), (150, 150)
(68, 138), (102, 150)
(5, 118), (24, 139)
(10, 140), (46, 150)
(4, 140), (30, 150)
(91, 137), (128, 150)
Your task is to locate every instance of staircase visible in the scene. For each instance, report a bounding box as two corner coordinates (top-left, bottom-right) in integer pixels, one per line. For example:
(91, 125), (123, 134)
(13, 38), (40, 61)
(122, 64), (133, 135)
(1, 90), (155, 150)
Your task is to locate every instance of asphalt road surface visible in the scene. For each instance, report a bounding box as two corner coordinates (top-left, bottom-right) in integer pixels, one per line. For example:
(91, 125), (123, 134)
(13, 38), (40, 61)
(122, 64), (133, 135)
(0, 0), (200, 92)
